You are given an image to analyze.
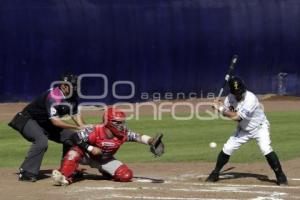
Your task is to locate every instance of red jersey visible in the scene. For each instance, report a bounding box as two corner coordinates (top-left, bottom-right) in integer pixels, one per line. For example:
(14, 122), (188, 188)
(87, 125), (127, 155)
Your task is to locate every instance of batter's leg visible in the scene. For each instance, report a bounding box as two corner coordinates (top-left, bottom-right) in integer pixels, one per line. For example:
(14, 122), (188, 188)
(206, 151), (230, 182)
(265, 152), (288, 185)
(206, 130), (249, 182)
(254, 125), (273, 156)
(254, 125), (288, 185)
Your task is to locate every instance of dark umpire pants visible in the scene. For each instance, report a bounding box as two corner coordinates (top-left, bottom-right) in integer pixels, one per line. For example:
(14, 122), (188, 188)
(19, 119), (75, 175)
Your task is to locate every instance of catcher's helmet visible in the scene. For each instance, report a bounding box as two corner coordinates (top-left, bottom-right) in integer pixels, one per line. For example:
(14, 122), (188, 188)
(103, 107), (127, 138)
(228, 76), (246, 95)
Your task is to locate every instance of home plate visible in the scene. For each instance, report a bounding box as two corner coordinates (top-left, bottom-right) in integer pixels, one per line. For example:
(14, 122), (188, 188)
(134, 179), (153, 183)
(133, 177), (165, 183)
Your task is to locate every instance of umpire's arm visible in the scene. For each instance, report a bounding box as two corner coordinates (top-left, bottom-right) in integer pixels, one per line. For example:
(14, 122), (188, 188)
(71, 114), (86, 127)
(48, 105), (82, 130)
(51, 117), (81, 130)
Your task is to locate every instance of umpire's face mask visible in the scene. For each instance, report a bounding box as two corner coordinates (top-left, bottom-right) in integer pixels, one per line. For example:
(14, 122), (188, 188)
(61, 84), (78, 99)
(61, 84), (71, 97)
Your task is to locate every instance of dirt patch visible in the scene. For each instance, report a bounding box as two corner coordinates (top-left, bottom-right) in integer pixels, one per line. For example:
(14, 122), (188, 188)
(261, 94), (300, 101)
(0, 159), (299, 200)
(0, 103), (28, 123)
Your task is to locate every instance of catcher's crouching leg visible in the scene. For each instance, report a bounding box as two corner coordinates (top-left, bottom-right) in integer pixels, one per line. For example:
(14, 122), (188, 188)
(113, 164), (133, 182)
(53, 146), (83, 185)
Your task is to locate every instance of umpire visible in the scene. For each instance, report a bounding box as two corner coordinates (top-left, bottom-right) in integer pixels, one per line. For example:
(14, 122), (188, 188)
(9, 73), (86, 182)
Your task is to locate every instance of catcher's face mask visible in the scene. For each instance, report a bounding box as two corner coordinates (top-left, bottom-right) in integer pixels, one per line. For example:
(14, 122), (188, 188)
(103, 108), (127, 138)
(111, 120), (126, 130)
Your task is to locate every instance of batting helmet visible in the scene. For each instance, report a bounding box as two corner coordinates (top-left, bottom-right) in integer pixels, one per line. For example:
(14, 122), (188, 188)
(228, 76), (246, 96)
(103, 107), (127, 138)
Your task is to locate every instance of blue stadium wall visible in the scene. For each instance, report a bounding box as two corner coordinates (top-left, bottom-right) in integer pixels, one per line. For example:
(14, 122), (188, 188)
(0, 0), (300, 103)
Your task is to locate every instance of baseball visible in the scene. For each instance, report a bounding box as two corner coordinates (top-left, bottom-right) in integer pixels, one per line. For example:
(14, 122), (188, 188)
(209, 142), (217, 148)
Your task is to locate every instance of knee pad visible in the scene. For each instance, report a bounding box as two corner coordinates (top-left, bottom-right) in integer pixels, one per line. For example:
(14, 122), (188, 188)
(114, 164), (133, 182)
(60, 147), (83, 178)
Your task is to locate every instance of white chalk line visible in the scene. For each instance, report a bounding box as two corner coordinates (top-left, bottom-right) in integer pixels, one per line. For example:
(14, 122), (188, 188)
(172, 188), (286, 196)
(251, 197), (284, 200)
(174, 173), (300, 182)
(163, 181), (300, 189)
(73, 185), (287, 196)
(75, 187), (293, 200)
(133, 177), (300, 189)
(71, 180), (300, 200)
(103, 194), (238, 200)
(69, 173), (300, 200)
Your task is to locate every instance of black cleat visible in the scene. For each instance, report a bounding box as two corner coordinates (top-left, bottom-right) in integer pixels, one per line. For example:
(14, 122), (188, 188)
(72, 170), (84, 179)
(276, 172), (288, 186)
(19, 170), (38, 182)
(206, 170), (219, 182)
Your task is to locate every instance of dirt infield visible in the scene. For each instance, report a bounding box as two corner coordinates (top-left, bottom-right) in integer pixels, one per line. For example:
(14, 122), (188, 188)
(1, 96), (299, 200)
(0, 160), (300, 200)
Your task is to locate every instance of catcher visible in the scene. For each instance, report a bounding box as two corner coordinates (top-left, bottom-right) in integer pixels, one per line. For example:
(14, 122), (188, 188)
(52, 107), (164, 185)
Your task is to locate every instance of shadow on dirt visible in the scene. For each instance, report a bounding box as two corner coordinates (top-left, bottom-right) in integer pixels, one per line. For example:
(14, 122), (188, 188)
(17, 169), (164, 184)
(77, 174), (165, 184)
(39, 169), (52, 180)
(54, 171), (165, 184)
(219, 167), (277, 184)
(14, 169), (52, 181)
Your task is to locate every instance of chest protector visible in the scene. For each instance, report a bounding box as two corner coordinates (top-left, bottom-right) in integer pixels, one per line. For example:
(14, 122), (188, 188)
(88, 125), (127, 155)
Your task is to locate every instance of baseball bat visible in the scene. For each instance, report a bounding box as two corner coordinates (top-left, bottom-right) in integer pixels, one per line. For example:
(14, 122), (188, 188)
(216, 55), (238, 100)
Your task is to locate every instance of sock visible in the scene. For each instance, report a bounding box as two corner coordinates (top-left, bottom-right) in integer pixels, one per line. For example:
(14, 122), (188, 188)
(214, 151), (230, 173)
(265, 151), (283, 175)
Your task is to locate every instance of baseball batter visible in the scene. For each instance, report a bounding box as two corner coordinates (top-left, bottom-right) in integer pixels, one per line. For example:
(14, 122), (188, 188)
(52, 107), (164, 186)
(206, 76), (288, 185)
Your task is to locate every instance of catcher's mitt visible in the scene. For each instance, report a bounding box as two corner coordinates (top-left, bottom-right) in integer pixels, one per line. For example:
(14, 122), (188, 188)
(150, 134), (165, 157)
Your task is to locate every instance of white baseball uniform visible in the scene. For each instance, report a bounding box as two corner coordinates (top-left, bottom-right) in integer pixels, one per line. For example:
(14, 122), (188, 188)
(222, 90), (273, 156)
